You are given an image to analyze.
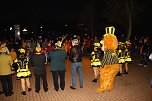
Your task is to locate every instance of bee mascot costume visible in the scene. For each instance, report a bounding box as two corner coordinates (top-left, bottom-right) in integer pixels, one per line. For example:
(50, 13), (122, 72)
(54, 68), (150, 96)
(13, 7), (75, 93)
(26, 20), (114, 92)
(96, 26), (119, 92)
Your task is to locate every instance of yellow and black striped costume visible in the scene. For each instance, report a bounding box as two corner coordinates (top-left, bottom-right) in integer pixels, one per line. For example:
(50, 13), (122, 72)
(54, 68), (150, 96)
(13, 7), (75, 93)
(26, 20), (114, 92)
(90, 50), (101, 67)
(116, 41), (132, 64)
(124, 41), (132, 63)
(100, 50), (118, 68)
(14, 57), (31, 79)
(117, 42), (125, 64)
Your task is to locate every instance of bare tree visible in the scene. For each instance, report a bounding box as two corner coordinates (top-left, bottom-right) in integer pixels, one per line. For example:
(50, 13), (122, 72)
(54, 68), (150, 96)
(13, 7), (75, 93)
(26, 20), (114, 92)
(101, 0), (146, 40)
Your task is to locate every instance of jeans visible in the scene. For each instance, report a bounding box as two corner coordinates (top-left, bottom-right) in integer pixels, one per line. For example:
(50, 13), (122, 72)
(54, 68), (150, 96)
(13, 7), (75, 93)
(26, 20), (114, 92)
(140, 53), (148, 65)
(71, 62), (83, 88)
(34, 73), (48, 92)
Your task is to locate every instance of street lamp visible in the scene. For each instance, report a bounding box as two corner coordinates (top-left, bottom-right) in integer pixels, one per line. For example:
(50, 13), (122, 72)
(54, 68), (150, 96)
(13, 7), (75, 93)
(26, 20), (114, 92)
(23, 28), (27, 32)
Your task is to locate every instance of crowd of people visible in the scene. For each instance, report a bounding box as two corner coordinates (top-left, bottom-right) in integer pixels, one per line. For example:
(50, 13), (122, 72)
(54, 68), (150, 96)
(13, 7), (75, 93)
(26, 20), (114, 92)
(0, 34), (91, 96)
(0, 27), (152, 96)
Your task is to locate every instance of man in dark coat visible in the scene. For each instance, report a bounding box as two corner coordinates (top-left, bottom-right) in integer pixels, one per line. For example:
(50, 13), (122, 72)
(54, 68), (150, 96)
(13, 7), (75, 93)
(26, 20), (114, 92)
(48, 40), (66, 91)
(32, 46), (48, 93)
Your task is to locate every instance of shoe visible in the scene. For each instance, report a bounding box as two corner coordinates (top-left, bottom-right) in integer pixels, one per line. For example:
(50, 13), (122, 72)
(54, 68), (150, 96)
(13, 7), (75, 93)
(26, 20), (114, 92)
(54, 88), (59, 92)
(116, 72), (122, 76)
(80, 86), (83, 88)
(139, 63), (143, 66)
(44, 88), (48, 92)
(61, 87), (64, 91)
(0, 91), (4, 94)
(144, 65), (148, 67)
(123, 70), (128, 74)
(5, 92), (14, 97)
(92, 79), (97, 83)
(28, 88), (32, 92)
(21, 91), (26, 95)
(70, 86), (76, 90)
(35, 90), (39, 93)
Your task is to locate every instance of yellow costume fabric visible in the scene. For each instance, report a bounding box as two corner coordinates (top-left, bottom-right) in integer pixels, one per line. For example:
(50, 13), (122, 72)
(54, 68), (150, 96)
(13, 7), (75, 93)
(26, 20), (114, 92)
(14, 57), (31, 79)
(96, 64), (119, 92)
(91, 51), (101, 67)
(96, 28), (119, 92)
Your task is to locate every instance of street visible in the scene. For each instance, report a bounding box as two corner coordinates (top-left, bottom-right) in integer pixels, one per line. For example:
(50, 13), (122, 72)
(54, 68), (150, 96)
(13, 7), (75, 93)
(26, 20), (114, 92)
(0, 56), (152, 101)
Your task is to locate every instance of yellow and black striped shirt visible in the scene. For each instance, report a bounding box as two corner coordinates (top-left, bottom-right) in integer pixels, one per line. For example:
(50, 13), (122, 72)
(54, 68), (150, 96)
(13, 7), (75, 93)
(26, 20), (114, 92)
(101, 50), (118, 68)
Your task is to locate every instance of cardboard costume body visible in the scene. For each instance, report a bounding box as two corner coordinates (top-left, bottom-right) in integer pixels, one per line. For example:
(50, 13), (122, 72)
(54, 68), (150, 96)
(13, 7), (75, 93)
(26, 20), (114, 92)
(96, 26), (119, 92)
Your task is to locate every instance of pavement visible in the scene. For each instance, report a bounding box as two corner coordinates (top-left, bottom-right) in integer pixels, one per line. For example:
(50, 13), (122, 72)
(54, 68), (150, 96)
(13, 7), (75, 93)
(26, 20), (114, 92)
(0, 54), (152, 101)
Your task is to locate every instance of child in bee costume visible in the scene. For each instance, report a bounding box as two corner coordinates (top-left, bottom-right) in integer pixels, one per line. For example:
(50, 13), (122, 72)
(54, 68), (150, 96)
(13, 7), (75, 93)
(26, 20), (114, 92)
(116, 41), (132, 76)
(96, 26), (119, 92)
(13, 48), (32, 95)
(123, 41), (132, 74)
(90, 44), (101, 83)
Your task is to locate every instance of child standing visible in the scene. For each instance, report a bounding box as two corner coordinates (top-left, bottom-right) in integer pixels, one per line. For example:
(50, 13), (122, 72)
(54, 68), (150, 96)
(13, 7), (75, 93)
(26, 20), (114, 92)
(14, 48), (32, 95)
(90, 45), (101, 83)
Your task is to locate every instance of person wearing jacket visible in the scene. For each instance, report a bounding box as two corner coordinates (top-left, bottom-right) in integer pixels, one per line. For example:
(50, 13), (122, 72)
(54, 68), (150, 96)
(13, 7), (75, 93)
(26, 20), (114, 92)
(0, 46), (13, 96)
(32, 46), (48, 93)
(69, 35), (83, 90)
(48, 40), (67, 91)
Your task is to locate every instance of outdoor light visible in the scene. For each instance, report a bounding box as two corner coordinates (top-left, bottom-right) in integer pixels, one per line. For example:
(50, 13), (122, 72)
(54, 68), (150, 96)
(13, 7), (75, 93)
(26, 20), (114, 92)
(17, 31), (20, 35)
(40, 27), (42, 28)
(10, 27), (12, 30)
(65, 25), (67, 27)
(23, 28), (27, 31)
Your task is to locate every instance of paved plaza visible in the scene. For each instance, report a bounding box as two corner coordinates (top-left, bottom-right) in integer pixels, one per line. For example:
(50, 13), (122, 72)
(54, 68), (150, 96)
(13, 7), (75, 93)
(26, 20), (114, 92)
(0, 55), (152, 101)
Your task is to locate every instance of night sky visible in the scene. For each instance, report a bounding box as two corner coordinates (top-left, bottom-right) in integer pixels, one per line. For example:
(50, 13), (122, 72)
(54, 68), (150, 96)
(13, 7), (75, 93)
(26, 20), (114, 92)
(0, 0), (152, 35)
(0, 0), (88, 24)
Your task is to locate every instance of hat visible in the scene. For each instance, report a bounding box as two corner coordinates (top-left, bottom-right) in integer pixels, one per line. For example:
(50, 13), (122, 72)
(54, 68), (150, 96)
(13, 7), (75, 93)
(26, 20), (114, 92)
(94, 43), (101, 48)
(105, 26), (115, 34)
(35, 46), (42, 53)
(55, 41), (62, 48)
(18, 48), (26, 54)
(72, 35), (77, 40)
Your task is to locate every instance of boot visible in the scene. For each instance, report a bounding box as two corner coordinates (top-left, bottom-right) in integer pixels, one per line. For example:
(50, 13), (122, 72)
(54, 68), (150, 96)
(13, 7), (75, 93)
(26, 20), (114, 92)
(92, 79), (97, 83)
(123, 70), (128, 74)
(116, 72), (122, 76)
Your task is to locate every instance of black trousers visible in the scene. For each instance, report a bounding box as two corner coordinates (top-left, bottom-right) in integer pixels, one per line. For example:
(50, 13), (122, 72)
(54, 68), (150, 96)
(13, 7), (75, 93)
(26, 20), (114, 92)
(34, 73), (48, 92)
(0, 74), (13, 94)
(51, 71), (65, 90)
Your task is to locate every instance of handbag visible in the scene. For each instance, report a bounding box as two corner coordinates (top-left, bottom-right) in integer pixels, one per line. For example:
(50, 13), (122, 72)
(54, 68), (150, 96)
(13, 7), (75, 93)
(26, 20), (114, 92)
(149, 53), (152, 61)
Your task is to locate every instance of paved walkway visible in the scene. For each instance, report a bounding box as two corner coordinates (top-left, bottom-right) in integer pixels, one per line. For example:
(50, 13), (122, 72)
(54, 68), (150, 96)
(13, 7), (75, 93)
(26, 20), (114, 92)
(0, 56), (152, 101)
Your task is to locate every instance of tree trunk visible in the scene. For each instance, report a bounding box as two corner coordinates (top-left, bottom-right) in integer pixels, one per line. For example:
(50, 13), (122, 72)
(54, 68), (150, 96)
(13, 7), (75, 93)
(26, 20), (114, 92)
(127, 11), (132, 40)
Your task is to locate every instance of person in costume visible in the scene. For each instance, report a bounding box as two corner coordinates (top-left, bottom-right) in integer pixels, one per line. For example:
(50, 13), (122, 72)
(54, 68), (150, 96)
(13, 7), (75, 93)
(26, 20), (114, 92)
(32, 46), (48, 93)
(90, 43), (101, 83)
(116, 40), (132, 76)
(123, 40), (132, 74)
(14, 48), (32, 95)
(96, 26), (119, 92)
(116, 42), (125, 76)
